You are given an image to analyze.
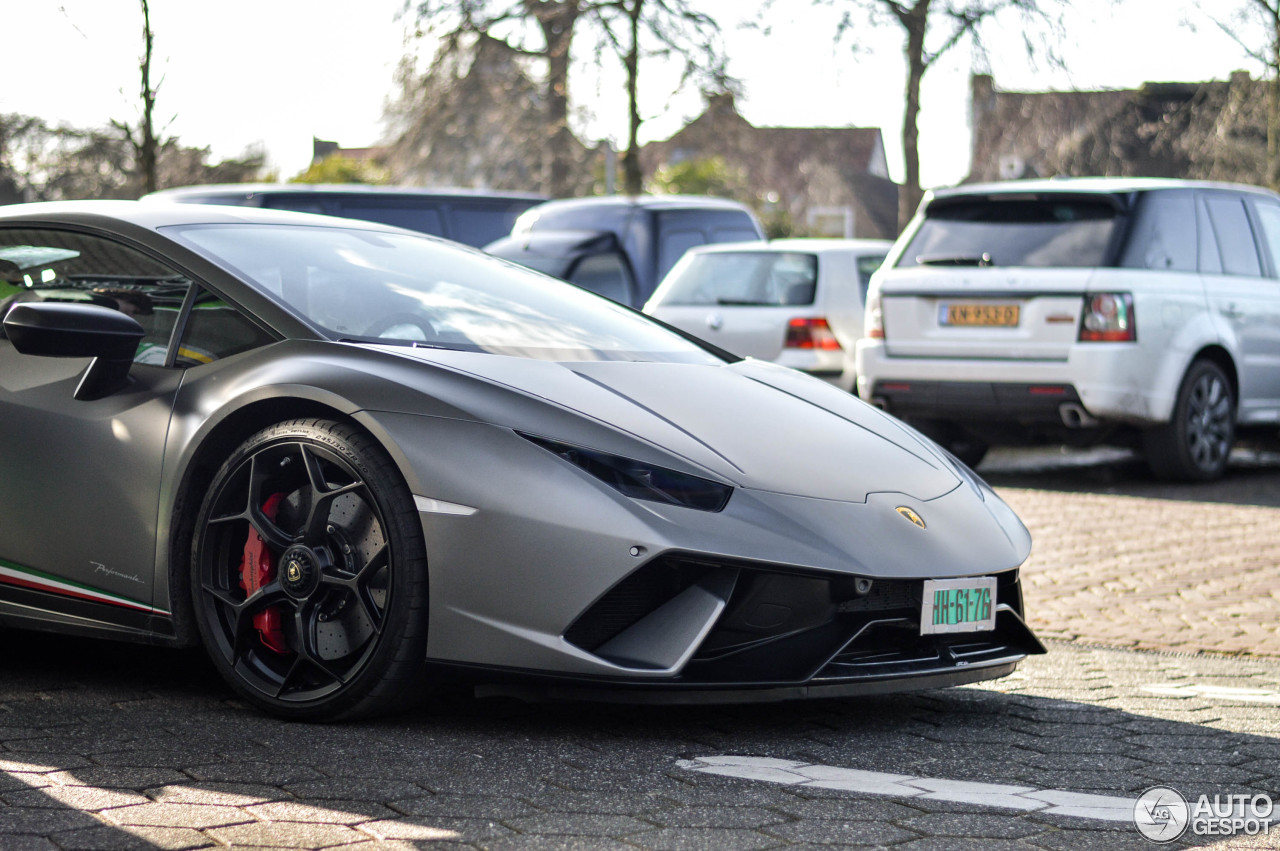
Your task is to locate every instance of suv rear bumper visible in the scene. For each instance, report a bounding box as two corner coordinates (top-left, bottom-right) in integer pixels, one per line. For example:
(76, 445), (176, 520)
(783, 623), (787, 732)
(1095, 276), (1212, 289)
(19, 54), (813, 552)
(868, 379), (1086, 424)
(855, 340), (1177, 425)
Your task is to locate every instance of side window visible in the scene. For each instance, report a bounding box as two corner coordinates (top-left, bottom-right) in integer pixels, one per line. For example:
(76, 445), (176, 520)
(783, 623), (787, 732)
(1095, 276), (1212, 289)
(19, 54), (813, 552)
(856, 254), (887, 301)
(1119, 191), (1197, 272)
(174, 287), (277, 368)
(1250, 201), (1280, 279)
(567, 252), (634, 305)
(0, 227), (192, 364)
(658, 230), (707, 281)
(1203, 195), (1263, 277)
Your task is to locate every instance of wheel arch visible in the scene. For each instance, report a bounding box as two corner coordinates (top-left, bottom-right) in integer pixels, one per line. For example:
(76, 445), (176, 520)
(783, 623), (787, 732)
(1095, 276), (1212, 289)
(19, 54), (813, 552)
(163, 396), (376, 646)
(1189, 344), (1239, 414)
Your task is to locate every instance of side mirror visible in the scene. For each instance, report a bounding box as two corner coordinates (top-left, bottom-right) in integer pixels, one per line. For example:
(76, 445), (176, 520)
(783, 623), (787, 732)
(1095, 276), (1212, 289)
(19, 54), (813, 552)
(3, 302), (145, 400)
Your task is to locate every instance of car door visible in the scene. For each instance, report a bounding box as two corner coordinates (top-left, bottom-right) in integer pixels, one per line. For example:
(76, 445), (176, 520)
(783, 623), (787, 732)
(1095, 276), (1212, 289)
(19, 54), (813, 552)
(0, 226), (191, 625)
(1199, 192), (1280, 420)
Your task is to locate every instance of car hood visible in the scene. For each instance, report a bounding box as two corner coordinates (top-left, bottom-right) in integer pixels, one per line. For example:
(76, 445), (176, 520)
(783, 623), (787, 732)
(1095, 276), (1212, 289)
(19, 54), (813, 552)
(372, 346), (961, 503)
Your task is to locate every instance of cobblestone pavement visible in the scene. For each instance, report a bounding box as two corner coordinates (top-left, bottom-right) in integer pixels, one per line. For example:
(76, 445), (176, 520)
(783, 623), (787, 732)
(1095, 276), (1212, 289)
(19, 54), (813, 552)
(0, 638), (1276, 850)
(0, 448), (1276, 850)
(981, 447), (1280, 657)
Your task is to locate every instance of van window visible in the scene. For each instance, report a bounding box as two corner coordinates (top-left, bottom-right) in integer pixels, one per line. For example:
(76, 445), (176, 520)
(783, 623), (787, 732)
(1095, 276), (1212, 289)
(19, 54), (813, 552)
(1119, 191), (1197, 272)
(713, 227), (761, 243)
(335, 202), (445, 238)
(659, 230), (707, 281)
(451, 206), (524, 247)
(1203, 195), (1262, 277)
(262, 196), (326, 216)
(567, 252), (634, 304)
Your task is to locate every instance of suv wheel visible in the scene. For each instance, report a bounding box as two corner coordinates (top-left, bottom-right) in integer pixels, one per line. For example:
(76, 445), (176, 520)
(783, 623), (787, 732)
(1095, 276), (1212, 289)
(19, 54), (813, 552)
(1143, 360), (1235, 481)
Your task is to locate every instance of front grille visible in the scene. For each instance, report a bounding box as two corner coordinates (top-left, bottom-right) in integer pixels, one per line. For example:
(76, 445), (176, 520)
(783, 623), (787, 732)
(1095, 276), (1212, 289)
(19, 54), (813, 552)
(563, 553), (1040, 685)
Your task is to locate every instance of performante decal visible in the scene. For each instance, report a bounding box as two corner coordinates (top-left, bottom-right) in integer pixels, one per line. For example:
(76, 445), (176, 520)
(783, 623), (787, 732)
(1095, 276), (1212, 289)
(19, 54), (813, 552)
(0, 557), (169, 615)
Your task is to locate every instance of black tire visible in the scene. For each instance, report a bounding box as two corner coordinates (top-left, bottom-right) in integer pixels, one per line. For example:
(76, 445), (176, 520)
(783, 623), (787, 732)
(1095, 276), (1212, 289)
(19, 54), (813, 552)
(190, 419), (428, 720)
(1144, 359), (1235, 481)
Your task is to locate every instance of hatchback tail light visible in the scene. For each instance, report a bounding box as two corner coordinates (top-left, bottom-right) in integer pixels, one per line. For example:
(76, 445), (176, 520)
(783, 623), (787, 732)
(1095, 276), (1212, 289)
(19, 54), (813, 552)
(1079, 293), (1135, 342)
(785, 317), (842, 350)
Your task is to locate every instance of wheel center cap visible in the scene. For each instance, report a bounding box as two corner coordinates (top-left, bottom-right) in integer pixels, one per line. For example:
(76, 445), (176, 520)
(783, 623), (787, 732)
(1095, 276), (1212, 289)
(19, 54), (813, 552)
(280, 545), (321, 599)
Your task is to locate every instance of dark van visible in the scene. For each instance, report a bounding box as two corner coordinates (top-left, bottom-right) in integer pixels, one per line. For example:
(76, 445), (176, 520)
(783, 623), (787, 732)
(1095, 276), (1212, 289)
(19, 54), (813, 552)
(142, 184), (548, 248)
(485, 195), (765, 307)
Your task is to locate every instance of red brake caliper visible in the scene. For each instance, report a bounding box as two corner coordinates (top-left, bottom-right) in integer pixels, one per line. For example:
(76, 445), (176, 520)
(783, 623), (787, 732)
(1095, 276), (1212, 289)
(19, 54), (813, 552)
(239, 492), (289, 654)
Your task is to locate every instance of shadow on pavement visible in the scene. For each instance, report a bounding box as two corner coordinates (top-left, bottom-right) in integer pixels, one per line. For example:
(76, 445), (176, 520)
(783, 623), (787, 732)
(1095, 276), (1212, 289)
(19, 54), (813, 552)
(0, 634), (1275, 850)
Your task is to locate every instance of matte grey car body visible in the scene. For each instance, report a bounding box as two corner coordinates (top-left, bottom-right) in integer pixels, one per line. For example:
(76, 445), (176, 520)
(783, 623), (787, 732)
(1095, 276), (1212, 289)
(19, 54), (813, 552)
(0, 201), (1042, 719)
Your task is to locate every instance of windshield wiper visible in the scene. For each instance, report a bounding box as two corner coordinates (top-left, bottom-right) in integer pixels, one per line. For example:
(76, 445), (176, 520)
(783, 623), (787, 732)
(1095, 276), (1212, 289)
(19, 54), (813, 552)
(916, 253), (994, 267)
(716, 298), (774, 306)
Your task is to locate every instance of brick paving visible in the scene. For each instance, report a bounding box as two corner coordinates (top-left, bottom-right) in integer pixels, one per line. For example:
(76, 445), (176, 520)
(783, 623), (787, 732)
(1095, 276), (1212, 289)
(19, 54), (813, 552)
(1000, 487), (1280, 657)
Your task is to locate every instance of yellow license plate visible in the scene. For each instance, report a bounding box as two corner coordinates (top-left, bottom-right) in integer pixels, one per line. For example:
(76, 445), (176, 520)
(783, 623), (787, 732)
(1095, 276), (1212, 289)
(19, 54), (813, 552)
(940, 303), (1020, 327)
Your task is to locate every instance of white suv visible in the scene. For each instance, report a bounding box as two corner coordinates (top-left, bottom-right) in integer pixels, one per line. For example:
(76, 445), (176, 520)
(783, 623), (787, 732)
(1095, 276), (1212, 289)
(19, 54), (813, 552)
(856, 177), (1280, 480)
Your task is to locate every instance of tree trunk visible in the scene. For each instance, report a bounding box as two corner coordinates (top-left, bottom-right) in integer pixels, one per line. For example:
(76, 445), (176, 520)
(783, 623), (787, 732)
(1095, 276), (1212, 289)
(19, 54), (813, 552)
(898, 1), (929, 232)
(1269, 1), (1280, 191)
(532, 1), (580, 197)
(621, 0), (644, 195)
(138, 0), (158, 195)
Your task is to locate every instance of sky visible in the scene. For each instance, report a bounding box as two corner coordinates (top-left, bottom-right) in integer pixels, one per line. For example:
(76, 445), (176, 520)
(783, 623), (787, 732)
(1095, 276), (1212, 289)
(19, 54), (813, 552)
(0, 0), (1264, 190)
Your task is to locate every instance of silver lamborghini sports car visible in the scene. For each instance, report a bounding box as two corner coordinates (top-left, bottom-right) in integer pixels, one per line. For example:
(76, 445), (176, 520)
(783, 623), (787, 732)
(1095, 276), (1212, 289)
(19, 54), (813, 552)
(0, 202), (1044, 720)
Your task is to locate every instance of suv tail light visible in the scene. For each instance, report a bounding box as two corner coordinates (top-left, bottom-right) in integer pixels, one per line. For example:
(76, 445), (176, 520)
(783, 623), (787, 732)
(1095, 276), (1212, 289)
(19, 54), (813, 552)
(785, 317), (842, 350)
(1079, 293), (1135, 342)
(866, 290), (884, 339)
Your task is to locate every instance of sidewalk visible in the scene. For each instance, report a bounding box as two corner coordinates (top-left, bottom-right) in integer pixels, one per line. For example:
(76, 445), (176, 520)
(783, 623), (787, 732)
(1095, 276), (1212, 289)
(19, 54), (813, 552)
(999, 486), (1280, 657)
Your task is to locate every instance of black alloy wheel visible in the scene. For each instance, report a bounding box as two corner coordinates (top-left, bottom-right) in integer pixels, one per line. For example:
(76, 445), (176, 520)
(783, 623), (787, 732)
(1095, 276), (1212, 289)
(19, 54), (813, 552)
(191, 419), (428, 720)
(1144, 359), (1236, 481)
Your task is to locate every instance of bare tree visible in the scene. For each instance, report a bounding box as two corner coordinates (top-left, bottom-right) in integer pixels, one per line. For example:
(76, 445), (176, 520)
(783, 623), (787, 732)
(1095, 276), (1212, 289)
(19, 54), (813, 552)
(384, 33), (570, 190)
(406, 0), (727, 195)
(834, 0), (1058, 229)
(110, 0), (161, 195)
(1195, 1), (1280, 188)
(409, 1), (584, 195)
(589, 0), (725, 195)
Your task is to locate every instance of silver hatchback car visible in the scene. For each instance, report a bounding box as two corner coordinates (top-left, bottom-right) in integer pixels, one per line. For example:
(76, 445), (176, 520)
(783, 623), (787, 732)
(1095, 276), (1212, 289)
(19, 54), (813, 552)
(645, 239), (891, 392)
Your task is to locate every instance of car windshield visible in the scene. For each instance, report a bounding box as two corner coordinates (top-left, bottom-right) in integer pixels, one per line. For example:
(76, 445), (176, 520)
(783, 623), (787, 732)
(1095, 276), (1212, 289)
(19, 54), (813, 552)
(167, 223), (722, 365)
(658, 252), (819, 306)
(898, 196), (1123, 268)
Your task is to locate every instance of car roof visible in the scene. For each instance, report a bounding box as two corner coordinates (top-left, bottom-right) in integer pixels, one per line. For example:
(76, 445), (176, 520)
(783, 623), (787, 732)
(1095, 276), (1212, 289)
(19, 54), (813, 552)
(524, 195), (754, 216)
(143, 183), (549, 202)
(0, 199), (410, 232)
(686, 238), (894, 256)
(933, 176), (1280, 200)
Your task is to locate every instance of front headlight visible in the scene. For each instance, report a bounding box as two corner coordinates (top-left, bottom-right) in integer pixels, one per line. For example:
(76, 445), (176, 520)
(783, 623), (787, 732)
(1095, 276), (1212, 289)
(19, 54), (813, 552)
(519, 433), (733, 512)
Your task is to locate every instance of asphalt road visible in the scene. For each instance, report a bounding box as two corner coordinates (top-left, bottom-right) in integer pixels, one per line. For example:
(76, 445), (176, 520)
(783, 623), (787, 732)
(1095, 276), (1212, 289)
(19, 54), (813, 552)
(0, 447), (1276, 850)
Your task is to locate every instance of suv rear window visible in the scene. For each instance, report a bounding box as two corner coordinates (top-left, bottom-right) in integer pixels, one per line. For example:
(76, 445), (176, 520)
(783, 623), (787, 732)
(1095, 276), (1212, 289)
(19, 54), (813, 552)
(899, 196), (1122, 268)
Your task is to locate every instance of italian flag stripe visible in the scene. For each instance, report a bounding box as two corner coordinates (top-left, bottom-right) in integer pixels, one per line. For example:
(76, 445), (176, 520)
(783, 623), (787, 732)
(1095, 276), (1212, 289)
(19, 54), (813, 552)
(0, 560), (169, 615)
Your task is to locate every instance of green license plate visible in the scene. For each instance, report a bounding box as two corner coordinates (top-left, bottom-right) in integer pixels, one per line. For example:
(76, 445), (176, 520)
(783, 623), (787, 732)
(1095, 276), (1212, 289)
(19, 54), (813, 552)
(921, 577), (997, 635)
